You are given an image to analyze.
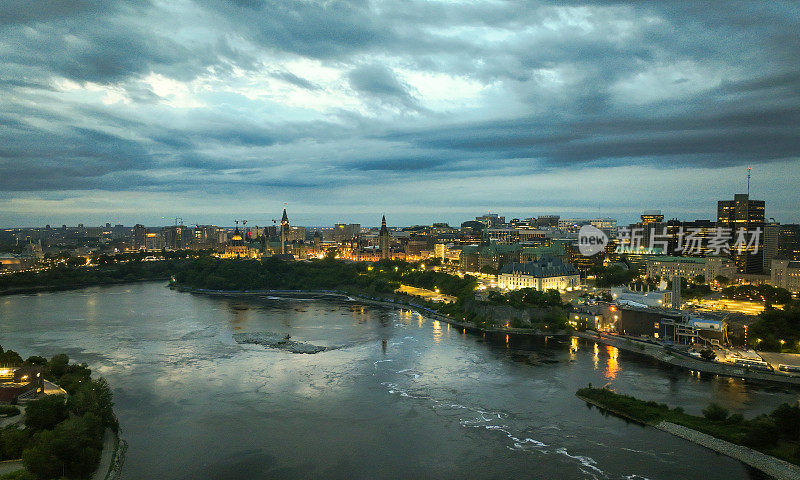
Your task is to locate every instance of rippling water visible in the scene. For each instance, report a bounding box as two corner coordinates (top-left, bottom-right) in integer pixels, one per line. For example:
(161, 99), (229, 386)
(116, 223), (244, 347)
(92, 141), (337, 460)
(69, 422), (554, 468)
(1, 282), (797, 479)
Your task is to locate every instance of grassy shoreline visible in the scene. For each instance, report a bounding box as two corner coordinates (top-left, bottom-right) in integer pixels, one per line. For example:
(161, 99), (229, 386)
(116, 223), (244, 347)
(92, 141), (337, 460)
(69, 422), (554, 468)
(576, 386), (800, 467)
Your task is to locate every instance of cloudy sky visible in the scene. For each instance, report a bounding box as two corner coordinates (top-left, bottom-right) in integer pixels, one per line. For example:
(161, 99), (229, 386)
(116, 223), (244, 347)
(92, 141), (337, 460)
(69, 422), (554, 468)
(1, 1), (798, 227)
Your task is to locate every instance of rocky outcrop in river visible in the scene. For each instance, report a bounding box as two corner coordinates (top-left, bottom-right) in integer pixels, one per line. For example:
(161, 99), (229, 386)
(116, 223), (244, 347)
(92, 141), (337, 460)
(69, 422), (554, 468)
(233, 332), (329, 354)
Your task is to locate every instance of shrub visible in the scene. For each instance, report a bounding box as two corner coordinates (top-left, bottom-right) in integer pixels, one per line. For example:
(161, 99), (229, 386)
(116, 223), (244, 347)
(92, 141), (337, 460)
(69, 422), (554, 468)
(702, 403), (729, 422)
(728, 413), (744, 424)
(0, 470), (37, 480)
(1, 427), (30, 460)
(24, 395), (67, 432)
(771, 403), (800, 441)
(0, 405), (20, 417)
(744, 417), (778, 448)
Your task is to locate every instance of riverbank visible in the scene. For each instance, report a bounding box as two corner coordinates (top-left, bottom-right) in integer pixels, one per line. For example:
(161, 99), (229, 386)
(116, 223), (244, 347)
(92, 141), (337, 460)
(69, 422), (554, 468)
(576, 387), (800, 480)
(93, 428), (127, 480)
(173, 285), (571, 338)
(0, 277), (171, 296)
(574, 330), (800, 386)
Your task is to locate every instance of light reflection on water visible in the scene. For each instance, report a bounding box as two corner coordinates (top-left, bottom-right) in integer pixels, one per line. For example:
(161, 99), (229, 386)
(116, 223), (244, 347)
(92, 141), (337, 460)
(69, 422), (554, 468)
(605, 345), (620, 380)
(0, 283), (793, 480)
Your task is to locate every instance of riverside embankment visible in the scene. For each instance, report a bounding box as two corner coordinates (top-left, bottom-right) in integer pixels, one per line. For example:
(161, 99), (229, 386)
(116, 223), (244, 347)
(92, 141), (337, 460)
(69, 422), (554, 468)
(574, 330), (800, 386)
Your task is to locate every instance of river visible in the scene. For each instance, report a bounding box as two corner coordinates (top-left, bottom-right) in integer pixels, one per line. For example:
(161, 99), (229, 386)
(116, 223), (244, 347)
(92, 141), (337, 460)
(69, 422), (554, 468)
(1, 282), (797, 479)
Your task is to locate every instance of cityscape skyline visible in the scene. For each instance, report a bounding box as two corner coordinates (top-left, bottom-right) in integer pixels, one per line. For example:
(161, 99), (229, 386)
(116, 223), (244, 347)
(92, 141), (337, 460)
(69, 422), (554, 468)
(1, 177), (795, 229)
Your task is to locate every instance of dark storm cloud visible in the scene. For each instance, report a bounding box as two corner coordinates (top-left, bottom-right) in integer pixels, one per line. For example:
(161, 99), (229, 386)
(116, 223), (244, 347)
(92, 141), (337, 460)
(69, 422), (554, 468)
(1, 0), (255, 85)
(345, 156), (449, 172)
(347, 64), (421, 110)
(0, 0), (798, 209)
(270, 71), (321, 91)
(195, 0), (385, 59)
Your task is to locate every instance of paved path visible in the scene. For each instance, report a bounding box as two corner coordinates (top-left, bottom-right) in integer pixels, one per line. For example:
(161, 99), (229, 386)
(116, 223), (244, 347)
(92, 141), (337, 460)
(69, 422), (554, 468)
(92, 429), (116, 480)
(656, 421), (800, 480)
(0, 460), (23, 475)
(0, 405), (25, 429)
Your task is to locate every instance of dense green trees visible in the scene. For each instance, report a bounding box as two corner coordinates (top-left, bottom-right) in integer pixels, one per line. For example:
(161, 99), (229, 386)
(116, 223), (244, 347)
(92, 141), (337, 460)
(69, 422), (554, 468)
(0, 350), (117, 479)
(722, 284), (793, 305)
(589, 265), (638, 287)
(0, 427), (30, 460)
(0, 260), (183, 293)
(24, 396), (68, 432)
(23, 414), (104, 479)
(487, 288), (564, 309)
(173, 257), (367, 291)
(0, 347), (23, 366)
(479, 265), (498, 275)
(172, 257), (478, 300)
(747, 304), (800, 352)
(400, 270), (477, 298)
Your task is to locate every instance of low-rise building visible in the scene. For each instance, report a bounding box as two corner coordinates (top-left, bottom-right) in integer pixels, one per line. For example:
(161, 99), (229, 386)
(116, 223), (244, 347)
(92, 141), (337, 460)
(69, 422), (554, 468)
(610, 286), (672, 308)
(0, 366), (44, 403)
(617, 306), (727, 345)
(571, 303), (617, 331)
(498, 256), (580, 291)
(771, 259), (800, 293)
(459, 242), (521, 273)
(645, 255), (735, 283)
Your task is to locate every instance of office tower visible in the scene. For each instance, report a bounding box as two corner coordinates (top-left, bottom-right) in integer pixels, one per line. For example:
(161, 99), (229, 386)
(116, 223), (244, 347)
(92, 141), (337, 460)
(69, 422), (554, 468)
(640, 210), (664, 225)
(717, 194), (765, 274)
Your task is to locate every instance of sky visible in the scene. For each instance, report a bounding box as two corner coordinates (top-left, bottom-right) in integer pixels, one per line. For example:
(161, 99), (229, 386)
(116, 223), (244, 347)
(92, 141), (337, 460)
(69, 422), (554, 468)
(1, 1), (799, 228)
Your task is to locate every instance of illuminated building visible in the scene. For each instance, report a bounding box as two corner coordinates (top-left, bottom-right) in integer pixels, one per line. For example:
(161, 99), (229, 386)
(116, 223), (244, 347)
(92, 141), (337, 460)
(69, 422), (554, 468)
(133, 224), (146, 249)
(333, 223), (361, 243)
(774, 224), (800, 263)
(459, 221), (485, 244)
(559, 218), (617, 235)
(498, 256), (580, 291)
(218, 224), (258, 259)
(521, 241), (569, 262)
(475, 213), (504, 228)
(640, 210), (664, 225)
(0, 366), (44, 403)
(610, 286), (672, 308)
(535, 215), (560, 228)
(379, 215), (390, 259)
(280, 209), (289, 255)
(717, 193), (765, 274)
(459, 242), (521, 273)
(771, 260), (800, 293)
(617, 306), (726, 345)
(194, 225), (222, 245)
(144, 232), (164, 250)
(645, 256), (735, 284)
